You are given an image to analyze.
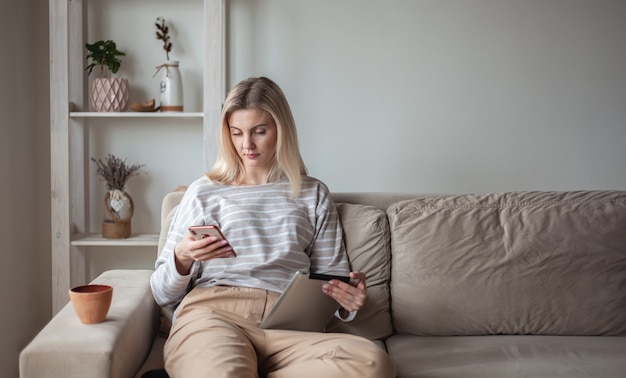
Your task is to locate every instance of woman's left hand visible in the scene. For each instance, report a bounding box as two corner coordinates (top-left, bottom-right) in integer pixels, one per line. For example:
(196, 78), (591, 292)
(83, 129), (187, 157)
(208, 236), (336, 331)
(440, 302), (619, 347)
(322, 271), (367, 313)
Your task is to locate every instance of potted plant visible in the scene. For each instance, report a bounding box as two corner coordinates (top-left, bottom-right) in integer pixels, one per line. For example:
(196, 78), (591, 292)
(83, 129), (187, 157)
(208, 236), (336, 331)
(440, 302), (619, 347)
(91, 154), (144, 238)
(85, 40), (130, 112)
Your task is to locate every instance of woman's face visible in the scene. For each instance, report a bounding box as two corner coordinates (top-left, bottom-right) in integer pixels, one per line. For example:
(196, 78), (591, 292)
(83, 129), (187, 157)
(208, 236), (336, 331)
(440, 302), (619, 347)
(228, 108), (278, 175)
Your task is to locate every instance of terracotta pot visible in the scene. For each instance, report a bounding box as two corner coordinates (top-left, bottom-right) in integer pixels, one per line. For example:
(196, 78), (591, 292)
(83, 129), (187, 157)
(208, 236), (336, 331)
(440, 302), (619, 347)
(69, 284), (113, 324)
(90, 77), (130, 112)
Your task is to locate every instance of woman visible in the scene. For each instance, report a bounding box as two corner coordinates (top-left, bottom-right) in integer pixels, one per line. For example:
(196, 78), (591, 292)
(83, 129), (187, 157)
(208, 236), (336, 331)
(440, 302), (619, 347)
(150, 77), (396, 377)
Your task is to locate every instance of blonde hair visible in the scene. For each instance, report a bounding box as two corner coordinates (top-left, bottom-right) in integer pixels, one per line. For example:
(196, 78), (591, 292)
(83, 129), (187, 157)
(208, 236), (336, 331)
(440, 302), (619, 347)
(207, 77), (308, 196)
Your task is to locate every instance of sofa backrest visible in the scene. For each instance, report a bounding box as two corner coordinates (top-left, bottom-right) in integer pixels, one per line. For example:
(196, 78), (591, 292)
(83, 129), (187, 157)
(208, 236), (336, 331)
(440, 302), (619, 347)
(324, 202), (393, 339)
(158, 190), (185, 257)
(387, 190), (626, 336)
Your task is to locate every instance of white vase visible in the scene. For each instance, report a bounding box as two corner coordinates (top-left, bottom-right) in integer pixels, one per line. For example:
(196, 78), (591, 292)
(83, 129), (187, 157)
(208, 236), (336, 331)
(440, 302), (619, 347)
(159, 61), (184, 112)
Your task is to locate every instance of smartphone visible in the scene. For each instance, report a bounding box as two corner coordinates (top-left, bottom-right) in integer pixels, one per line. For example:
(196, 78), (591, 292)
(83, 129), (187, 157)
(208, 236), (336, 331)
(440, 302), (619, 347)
(188, 225), (236, 257)
(189, 225), (226, 240)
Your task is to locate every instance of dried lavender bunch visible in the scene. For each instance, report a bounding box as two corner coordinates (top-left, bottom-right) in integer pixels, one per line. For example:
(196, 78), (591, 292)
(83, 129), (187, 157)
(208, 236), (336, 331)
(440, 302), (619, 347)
(91, 154), (144, 191)
(155, 17), (172, 61)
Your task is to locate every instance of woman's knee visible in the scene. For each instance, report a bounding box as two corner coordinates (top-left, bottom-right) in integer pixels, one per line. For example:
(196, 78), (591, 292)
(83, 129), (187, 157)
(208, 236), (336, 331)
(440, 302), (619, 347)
(328, 336), (396, 377)
(359, 340), (397, 377)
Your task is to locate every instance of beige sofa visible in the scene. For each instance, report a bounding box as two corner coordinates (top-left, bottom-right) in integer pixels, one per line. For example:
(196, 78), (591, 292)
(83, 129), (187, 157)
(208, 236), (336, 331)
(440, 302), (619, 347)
(20, 190), (626, 377)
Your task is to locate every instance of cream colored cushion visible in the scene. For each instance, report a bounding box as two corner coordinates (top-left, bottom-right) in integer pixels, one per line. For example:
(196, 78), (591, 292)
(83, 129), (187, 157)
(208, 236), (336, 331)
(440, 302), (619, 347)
(387, 191), (626, 336)
(386, 334), (626, 377)
(156, 191), (185, 335)
(157, 191), (185, 258)
(325, 203), (393, 340)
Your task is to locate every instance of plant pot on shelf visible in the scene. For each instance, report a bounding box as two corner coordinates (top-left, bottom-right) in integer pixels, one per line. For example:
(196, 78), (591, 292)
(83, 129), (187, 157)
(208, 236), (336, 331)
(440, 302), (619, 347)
(102, 189), (134, 239)
(90, 77), (130, 112)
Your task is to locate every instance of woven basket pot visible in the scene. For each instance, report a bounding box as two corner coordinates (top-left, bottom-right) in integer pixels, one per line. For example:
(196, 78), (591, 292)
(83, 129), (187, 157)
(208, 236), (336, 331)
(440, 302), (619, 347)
(102, 221), (131, 239)
(102, 190), (134, 239)
(90, 78), (130, 112)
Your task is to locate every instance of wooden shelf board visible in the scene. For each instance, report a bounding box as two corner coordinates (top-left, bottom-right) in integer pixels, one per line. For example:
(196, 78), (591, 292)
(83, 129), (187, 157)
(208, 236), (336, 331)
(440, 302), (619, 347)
(69, 111), (204, 118)
(71, 233), (159, 247)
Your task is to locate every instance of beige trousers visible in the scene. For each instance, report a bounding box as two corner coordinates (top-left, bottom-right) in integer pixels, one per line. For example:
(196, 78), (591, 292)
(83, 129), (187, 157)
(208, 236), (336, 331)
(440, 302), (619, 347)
(164, 286), (396, 378)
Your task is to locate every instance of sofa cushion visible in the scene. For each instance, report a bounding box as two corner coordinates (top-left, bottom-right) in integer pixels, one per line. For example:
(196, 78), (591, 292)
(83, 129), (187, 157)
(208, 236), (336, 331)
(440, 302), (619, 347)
(325, 203), (393, 340)
(156, 192), (184, 336)
(386, 334), (626, 377)
(387, 191), (626, 336)
(157, 191), (185, 258)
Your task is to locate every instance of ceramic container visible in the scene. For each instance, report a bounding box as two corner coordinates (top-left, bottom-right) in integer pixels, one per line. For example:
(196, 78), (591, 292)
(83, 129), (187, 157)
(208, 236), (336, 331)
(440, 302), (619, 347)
(159, 60), (184, 111)
(90, 78), (130, 112)
(69, 284), (113, 324)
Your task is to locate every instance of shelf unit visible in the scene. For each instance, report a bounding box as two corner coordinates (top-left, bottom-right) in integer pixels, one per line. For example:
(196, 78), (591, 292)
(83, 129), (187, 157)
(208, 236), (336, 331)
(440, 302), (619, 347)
(49, 0), (226, 313)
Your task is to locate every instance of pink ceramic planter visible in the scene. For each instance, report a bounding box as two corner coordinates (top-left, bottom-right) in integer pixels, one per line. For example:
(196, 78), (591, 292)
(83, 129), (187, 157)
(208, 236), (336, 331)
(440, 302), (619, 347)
(90, 78), (130, 112)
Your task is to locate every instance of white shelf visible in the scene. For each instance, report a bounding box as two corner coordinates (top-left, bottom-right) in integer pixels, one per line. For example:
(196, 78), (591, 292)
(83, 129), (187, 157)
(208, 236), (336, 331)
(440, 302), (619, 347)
(71, 233), (159, 247)
(50, 0), (224, 313)
(70, 111), (204, 118)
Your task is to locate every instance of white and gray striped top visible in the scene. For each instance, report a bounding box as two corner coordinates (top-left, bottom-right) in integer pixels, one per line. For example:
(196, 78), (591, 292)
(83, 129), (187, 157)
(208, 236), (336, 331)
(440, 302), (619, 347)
(150, 175), (350, 308)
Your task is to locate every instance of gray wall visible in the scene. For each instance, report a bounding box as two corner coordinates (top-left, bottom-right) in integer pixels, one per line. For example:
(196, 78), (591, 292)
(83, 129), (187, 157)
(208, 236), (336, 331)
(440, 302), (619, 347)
(0, 0), (50, 376)
(229, 0), (626, 193)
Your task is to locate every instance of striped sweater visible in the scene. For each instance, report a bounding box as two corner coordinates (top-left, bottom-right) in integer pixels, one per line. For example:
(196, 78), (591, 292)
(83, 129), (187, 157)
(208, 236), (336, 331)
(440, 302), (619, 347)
(150, 175), (350, 308)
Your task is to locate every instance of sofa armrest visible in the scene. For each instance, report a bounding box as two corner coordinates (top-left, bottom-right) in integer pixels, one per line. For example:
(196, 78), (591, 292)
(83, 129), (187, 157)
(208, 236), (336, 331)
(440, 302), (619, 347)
(20, 270), (159, 378)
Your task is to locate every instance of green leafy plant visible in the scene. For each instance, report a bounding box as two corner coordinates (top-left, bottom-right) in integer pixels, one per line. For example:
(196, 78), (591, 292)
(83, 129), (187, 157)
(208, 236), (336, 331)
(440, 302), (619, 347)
(85, 40), (126, 77)
(91, 154), (144, 191)
(155, 17), (173, 61)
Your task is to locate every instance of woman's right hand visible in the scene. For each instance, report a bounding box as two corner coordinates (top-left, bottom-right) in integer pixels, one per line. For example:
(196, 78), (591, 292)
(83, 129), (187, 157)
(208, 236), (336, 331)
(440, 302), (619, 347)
(174, 234), (235, 275)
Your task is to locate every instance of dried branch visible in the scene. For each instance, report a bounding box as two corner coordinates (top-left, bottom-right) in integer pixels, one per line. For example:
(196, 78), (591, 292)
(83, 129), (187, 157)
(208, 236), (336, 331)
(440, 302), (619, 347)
(155, 17), (173, 61)
(91, 154), (144, 191)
